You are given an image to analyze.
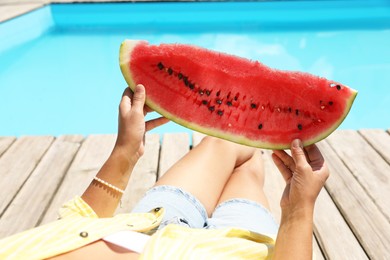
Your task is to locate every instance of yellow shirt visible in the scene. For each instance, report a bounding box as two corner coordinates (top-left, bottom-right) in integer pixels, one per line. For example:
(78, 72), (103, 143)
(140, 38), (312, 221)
(141, 225), (275, 260)
(0, 197), (275, 259)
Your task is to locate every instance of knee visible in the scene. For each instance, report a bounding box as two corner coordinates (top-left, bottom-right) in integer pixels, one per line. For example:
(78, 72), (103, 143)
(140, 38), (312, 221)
(200, 136), (230, 148)
(199, 136), (238, 156)
(199, 136), (256, 166)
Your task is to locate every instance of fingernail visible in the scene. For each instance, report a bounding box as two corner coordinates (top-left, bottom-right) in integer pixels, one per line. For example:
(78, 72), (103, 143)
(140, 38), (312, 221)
(292, 139), (302, 148)
(135, 84), (144, 93)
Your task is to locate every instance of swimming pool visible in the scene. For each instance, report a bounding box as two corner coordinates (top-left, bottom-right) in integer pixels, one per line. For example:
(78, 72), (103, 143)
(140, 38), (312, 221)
(1, 1), (389, 136)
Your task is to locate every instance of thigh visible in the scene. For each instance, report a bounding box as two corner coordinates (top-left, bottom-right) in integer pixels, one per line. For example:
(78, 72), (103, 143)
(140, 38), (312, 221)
(206, 151), (279, 235)
(216, 168), (271, 210)
(216, 151), (270, 209)
(154, 137), (254, 216)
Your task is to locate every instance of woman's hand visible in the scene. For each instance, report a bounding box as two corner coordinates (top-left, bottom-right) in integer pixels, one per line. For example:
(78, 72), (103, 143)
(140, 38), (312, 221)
(272, 139), (329, 260)
(272, 139), (329, 213)
(114, 84), (169, 164)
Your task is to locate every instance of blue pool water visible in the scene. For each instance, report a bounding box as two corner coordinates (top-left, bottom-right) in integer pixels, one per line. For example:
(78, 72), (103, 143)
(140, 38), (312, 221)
(0, 1), (389, 136)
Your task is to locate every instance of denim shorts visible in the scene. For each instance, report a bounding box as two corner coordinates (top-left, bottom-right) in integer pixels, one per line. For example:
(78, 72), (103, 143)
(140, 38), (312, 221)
(131, 185), (279, 235)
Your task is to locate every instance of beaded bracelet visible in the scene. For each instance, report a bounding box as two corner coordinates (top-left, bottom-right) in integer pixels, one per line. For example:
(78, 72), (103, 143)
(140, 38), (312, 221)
(93, 176), (125, 194)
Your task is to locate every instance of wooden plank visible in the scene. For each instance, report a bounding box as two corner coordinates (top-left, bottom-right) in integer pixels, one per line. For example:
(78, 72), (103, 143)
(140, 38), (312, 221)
(0, 136), (54, 216)
(158, 133), (190, 179)
(0, 137), (16, 158)
(318, 140), (390, 259)
(0, 135), (83, 238)
(40, 134), (116, 224)
(262, 150), (284, 223)
(116, 134), (160, 214)
(313, 187), (368, 259)
(326, 130), (390, 221)
(192, 131), (207, 147)
(359, 129), (390, 164)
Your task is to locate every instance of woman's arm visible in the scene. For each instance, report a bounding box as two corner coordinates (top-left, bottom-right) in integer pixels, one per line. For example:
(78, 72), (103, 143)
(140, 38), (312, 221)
(81, 85), (168, 217)
(272, 139), (329, 260)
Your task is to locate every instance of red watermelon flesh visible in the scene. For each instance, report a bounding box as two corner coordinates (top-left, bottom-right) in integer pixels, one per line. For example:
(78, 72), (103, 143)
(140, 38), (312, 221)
(119, 40), (357, 149)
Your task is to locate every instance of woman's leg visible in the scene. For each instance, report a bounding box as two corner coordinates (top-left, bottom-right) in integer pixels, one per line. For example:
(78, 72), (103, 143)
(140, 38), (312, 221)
(206, 150), (279, 235)
(154, 136), (256, 216)
(216, 150), (270, 209)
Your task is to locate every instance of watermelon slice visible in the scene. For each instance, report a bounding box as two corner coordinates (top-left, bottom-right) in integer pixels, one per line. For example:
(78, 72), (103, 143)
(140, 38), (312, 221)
(119, 40), (357, 149)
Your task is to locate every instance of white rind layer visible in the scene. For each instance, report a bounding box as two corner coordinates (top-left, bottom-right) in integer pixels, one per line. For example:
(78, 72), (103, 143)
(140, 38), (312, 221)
(119, 40), (141, 92)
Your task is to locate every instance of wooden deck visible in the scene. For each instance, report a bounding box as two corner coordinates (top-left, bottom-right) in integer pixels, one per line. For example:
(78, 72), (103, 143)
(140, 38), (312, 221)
(0, 130), (389, 259)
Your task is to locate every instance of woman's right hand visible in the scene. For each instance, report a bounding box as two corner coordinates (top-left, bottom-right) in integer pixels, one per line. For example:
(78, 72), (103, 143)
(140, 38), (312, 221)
(271, 139), (329, 214)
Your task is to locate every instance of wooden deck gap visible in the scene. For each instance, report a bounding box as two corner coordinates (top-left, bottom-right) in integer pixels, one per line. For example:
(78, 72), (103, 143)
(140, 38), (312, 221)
(313, 233), (326, 260)
(0, 137), (56, 219)
(324, 139), (389, 221)
(0, 137), (17, 159)
(31, 137), (57, 172)
(36, 137), (85, 226)
(358, 130), (390, 166)
(155, 141), (163, 181)
(322, 185), (370, 259)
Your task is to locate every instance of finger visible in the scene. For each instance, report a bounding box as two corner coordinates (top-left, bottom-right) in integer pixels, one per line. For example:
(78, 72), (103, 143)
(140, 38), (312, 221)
(146, 117), (170, 132)
(119, 87), (132, 112)
(272, 149), (295, 172)
(143, 105), (154, 117)
(132, 84), (146, 113)
(291, 139), (309, 168)
(144, 105), (153, 113)
(272, 153), (293, 183)
(304, 144), (324, 164)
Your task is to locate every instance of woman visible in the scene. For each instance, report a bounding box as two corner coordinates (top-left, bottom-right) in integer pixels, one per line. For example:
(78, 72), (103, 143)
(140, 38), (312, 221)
(0, 84), (329, 259)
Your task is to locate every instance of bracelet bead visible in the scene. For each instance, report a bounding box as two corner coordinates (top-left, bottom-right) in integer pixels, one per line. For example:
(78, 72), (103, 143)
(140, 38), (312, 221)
(93, 176), (125, 194)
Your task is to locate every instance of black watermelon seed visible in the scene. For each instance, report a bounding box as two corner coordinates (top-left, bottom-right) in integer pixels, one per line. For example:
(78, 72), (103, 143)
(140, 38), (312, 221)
(189, 83), (195, 89)
(226, 101), (233, 106)
(217, 110), (224, 116)
(216, 99), (222, 104)
(167, 68), (173, 75)
(178, 73), (183, 80)
(157, 62), (164, 70)
(288, 107), (292, 113)
(336, 85), (341, 90)
(208, 106), (215, 112)
(328, 101), (333, 106)
(183, 77), (189, 86)
(202, 100), (208, 105)
(199, 90), (204, 95)
(216, 91), (221, 97)
(205, 90), (211, 96)
(250, 103), (257, 109)
(297, 124), (303, 130)
(295, 109), (299, 116)
(258, 123), (263, 130)
(234, 96), (238, 101)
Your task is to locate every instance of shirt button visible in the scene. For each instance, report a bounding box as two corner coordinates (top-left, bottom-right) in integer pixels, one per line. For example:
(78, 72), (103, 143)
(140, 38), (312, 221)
(79, 231), (88, 238)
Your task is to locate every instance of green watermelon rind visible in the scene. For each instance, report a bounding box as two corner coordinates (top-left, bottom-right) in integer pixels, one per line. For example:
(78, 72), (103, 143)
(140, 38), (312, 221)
(119, 40), (357, 149)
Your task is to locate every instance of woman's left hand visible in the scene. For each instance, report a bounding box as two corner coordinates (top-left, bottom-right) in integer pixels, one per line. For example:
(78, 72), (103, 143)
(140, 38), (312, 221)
(114, 84), (169, 163)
